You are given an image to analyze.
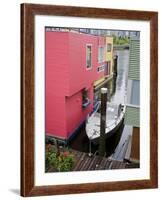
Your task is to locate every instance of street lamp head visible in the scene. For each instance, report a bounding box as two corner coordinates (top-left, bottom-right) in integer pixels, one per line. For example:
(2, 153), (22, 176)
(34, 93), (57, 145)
(101, 88), (108, 94)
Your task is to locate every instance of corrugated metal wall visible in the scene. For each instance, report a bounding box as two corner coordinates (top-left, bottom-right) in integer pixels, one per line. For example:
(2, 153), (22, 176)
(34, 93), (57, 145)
(128, 38), (140, 80)
(124, 106), (140, 127)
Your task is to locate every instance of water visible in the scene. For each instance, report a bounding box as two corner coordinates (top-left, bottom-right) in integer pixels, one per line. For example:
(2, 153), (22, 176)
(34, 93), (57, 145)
(110, 50), (129, 105)
(110, 50), (133, 160)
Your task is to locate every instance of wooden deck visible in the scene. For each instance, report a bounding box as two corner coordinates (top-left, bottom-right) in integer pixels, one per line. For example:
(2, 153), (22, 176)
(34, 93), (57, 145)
(46, 145), (139, 173)
(73, 150), (127, 171)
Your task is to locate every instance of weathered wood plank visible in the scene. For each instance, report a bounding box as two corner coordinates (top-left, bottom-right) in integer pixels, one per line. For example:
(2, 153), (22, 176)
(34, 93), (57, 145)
(80, 156), (92, 171)
(74, 153), (86, 171)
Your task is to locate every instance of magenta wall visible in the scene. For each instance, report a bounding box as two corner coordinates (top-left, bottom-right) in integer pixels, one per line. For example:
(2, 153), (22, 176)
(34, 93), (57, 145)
(46, 31), (106, 140)
(46, 94), (66, 138)
(45, 32), (69, 138)
(45, 32), (70, 95)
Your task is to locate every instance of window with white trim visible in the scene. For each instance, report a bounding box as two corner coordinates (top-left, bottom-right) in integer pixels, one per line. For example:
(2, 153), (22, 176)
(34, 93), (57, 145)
(98, 46), (105, 63)
(107, 43), (112, 52)
(86, 45), (92, 69)
(131, 80), (140, 105)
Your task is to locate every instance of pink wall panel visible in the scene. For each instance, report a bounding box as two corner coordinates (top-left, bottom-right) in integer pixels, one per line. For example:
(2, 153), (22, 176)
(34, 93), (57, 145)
(65, 86), (93, 138)
(45, 32), (69, 138)
(45, 32), (70, 95)
(46, 94), (67, 138)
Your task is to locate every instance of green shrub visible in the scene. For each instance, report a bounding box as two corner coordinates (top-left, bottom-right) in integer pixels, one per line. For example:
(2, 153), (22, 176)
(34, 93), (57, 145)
(46, 145), (75, 172)
(45, 146), (58, 169)
(57, 152), (75, 172)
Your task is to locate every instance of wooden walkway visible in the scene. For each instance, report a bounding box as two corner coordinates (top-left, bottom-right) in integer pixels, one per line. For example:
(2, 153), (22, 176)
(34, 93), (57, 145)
(73, 150), (127, 171)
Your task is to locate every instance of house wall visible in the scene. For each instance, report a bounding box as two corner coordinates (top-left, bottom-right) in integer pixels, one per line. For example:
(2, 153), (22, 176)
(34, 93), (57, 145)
(45, 31), (70, 139)
(45, 32), (70, 96)
(45, 31), (107, 139)
(45, 94), (67, 139)
(66, 32), (105, 138)
(106, 37), (114, 75)
(128, 38), (140, 80)
(124, 105), (140, 127)
(68, 32), (106, 96)
(65, 86), (93, 138)
(125, 38), (140, 128)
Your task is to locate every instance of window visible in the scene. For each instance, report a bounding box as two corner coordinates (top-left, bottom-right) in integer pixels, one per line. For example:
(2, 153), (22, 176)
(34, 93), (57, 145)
(107, 43), (112, 52)
(93, 91), (100, 110)
(131, 80), (140, 105)
(105, 61), (111, 75)
(86, 45), (92, 69)
(98, 46), (105, 63)
(82, 89), (91, 109)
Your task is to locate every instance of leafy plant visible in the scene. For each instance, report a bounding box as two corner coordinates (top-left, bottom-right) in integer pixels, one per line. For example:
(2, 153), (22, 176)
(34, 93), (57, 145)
(45, 145), (58, 169)
(46, 145), (75, 172)
(57, 152), (75, 172)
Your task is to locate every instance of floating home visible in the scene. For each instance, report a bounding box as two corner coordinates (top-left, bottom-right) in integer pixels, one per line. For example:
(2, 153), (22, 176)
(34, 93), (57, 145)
(45, 29), (114, 142)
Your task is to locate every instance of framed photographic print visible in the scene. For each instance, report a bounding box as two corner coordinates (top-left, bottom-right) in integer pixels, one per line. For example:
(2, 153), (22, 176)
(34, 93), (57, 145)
(21, 3), (158, 197)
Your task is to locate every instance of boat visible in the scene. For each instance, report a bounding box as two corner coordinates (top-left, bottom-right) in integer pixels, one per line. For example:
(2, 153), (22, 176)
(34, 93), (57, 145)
(86, 102), (126, 144)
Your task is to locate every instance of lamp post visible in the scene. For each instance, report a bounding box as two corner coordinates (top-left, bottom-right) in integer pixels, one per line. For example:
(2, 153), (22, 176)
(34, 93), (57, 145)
(99, 88), (108, 157)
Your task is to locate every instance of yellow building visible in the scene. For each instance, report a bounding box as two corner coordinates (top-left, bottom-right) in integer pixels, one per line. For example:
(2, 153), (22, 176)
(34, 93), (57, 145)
(93, 36), (114, 91)
(105, 37), (114, 76)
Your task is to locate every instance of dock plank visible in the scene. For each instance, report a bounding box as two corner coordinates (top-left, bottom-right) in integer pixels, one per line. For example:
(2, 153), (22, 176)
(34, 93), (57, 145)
(97, 158), (108, 170)
(81, 156), (94, 171)
(87, 156), (100, 170)
(94, 156), (103, 170)
(74, 153), (86, 171)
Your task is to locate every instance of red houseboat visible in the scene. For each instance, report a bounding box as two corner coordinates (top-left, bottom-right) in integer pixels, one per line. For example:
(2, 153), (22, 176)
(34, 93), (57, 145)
(45, 29), (112, 142)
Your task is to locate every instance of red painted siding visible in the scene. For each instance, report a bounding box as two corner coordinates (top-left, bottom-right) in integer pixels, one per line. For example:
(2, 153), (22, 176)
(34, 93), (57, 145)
(46, 94), (66, 138)
(45, 32), (69, 138)
(45, 31), (106, 139)
(45, 32), (70, 95)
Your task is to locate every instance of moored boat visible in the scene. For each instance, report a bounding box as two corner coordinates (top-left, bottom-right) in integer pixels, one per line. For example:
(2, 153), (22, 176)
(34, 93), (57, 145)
(86, 102), (126, 144)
